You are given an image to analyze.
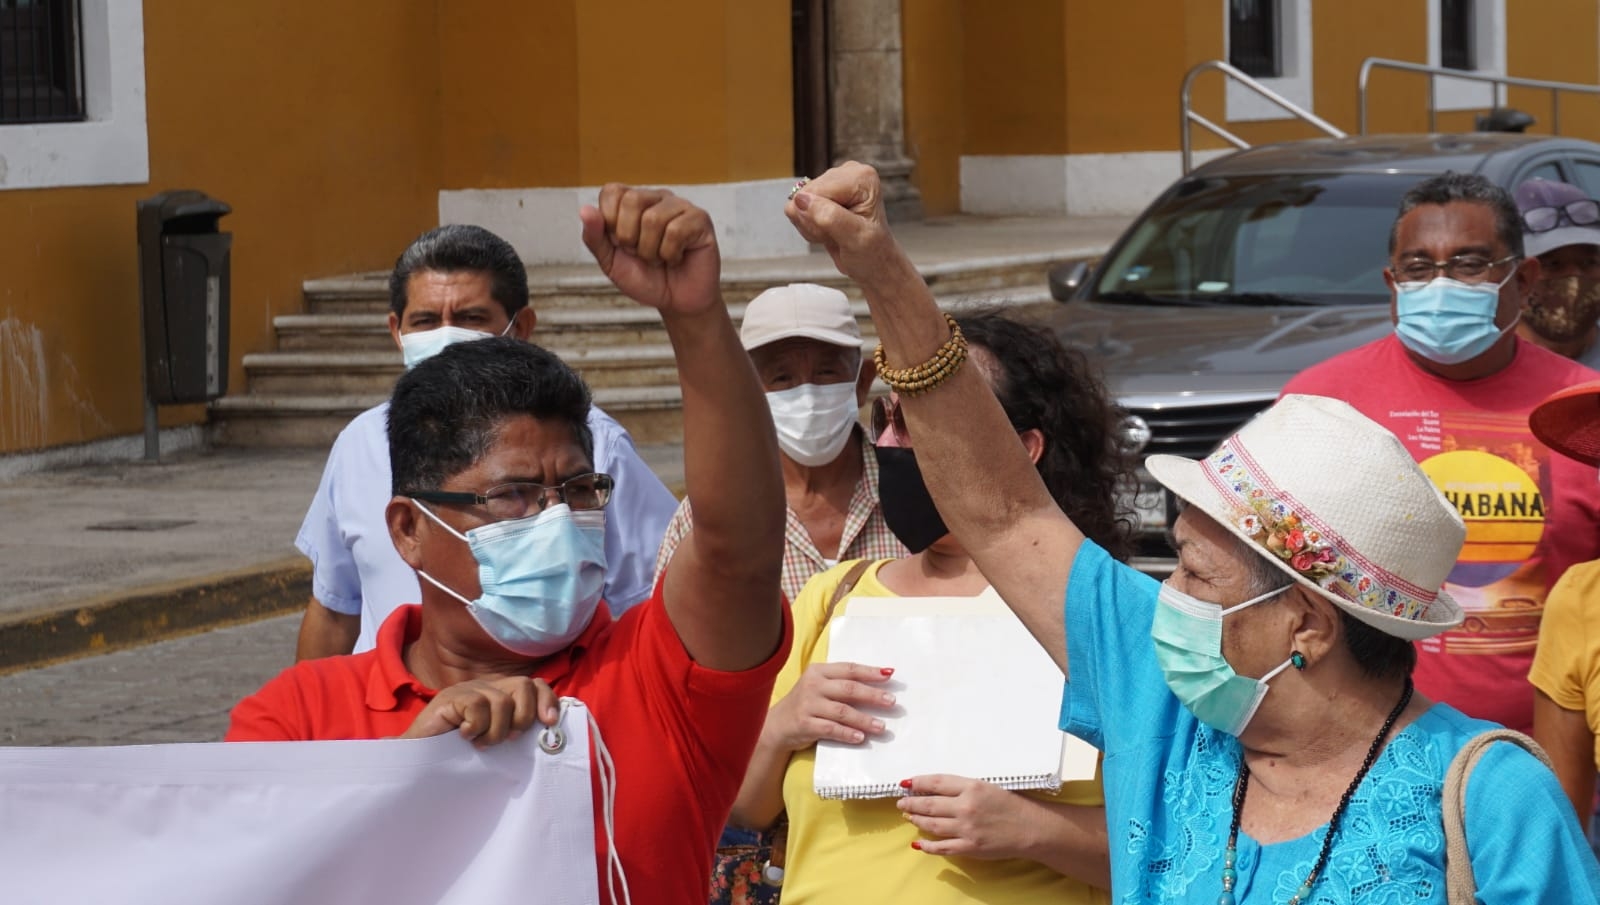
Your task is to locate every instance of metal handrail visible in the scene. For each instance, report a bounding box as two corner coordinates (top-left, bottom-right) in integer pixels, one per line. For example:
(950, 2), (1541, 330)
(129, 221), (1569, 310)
(1358, 57), (1600, 135)
(1180, 60), (1345, 174)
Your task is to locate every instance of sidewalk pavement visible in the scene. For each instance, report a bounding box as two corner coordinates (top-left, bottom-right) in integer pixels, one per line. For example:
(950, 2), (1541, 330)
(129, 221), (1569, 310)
(0, 442), (684, 674)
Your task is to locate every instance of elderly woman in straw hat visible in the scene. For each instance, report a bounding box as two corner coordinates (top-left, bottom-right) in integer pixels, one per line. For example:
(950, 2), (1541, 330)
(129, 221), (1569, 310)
(783, 163), (1600, 902)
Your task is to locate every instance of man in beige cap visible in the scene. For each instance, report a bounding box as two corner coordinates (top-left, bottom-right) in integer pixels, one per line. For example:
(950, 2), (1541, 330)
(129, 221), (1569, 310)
(655, 283), (904, 602)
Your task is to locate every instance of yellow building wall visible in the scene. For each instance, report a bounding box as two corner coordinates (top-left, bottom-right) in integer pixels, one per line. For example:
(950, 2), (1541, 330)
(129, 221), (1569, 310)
(571, 0), (792, 186)
(903, 0), (966, 214)
(438, 1), (582, 188)
(1504, 3), (1600, 139)
(1064, 0), (1209, 153)
(2, 0), (796, 456)
(437, 0), (791, 190)
(905, 0), (1600, 213)
(0, 1), (444, 455)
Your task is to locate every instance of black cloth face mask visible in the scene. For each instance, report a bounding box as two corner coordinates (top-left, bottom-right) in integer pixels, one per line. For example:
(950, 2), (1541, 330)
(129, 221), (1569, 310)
(873, 445), (950, 554)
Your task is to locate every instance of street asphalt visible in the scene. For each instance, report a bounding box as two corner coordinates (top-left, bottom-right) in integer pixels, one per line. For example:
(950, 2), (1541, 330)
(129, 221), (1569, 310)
(0, 615), (299, 746)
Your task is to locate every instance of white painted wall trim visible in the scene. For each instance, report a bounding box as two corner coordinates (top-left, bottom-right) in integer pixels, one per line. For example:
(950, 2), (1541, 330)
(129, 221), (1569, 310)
(1223, 0), (1315, 123)
(439, 177), (810, 265)
(960, 152), (1232, 217)
(1426, 0), (1507, 113)
(0, 426), (203, 482)
(0, 0), (149, 191)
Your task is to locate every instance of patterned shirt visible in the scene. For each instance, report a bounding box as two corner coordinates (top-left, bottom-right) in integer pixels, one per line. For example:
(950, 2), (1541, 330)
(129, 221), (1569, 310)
(654, 432), (906, 602)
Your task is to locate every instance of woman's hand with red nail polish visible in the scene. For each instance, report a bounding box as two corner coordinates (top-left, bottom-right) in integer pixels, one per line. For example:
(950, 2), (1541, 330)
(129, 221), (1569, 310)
(761, 660), (897, 752)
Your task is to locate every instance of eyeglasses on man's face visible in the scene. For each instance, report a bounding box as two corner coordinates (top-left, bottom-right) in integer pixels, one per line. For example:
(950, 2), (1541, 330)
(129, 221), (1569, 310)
(1523, 199), (1600, 234)
(1389, 253), (1520, 284)
(409, 473), (614, 521)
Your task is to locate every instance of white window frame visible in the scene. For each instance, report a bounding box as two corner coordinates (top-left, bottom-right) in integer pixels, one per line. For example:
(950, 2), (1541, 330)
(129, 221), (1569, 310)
(1223, 0), (1314, 123)
(1426, 0), (1507, 113)
(0, 0), (148, 191)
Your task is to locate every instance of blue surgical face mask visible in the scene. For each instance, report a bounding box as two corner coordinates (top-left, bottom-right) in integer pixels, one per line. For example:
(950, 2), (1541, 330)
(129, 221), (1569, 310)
(399, 318), (515, 370)
(1394, 274), (1521, 365)
(1151, 582), (1293, 737)
(412, 501), (607, 657)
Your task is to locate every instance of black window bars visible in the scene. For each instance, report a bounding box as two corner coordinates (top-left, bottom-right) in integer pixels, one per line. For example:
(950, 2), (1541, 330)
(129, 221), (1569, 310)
(1229, 0), (1282, 80)
(0, 0), (84, 125)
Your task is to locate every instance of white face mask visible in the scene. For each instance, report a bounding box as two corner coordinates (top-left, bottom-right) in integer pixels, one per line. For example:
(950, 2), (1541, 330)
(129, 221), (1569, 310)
(765, 381), (860, 466)
(398, 319), (514, 369)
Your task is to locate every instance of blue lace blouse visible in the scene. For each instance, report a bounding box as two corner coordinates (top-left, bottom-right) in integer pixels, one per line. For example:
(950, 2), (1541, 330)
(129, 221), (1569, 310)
(1061, 540), (1600, 903)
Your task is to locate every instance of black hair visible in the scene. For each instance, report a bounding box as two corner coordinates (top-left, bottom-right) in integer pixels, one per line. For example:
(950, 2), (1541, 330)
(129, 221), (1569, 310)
(955, 311), (1136, 562)
(1338, 611), (1417, 682)
(388, 224), (530, 320)
(1389, 171), (1524, 258)
(388, 336), (593, 496)
(1236, 537), (1416, 681)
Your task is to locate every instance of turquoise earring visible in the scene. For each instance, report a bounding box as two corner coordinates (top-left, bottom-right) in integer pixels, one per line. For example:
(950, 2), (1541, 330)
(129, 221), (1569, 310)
(1290, 650), (1307, 670)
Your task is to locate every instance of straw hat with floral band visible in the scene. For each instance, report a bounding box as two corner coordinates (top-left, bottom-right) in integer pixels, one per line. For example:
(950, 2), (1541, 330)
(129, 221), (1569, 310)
(1530, 378), (1600, 467)
(1147, 393), (1465, 641)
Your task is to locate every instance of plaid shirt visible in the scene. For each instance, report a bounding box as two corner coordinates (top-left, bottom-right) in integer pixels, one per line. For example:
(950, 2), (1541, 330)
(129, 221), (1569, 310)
(654, 433), (906, 602)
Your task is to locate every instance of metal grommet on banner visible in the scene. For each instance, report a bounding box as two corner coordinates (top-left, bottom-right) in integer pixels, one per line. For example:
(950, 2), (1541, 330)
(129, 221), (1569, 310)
(539, 698), (571, 754)
(788, 178), (810, 201)
(538, 725), (566, 754)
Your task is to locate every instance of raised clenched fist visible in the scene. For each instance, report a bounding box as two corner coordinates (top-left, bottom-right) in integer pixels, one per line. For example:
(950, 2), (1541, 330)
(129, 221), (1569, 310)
(580, 184), (722, 317)
(784, 162), (902, 287)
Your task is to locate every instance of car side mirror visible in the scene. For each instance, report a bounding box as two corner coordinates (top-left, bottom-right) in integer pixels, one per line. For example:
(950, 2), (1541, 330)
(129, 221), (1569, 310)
(1048, 260), (1093, 302)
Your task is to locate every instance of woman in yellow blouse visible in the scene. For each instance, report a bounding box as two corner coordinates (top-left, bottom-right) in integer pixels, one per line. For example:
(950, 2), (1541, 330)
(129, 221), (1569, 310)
(1530, 378), (1600, 827)
(728, 312), (1132, 903)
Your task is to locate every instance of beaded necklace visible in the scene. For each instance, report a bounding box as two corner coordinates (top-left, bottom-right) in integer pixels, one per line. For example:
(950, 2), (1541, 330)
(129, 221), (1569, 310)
(1219, 678), (1414, 905)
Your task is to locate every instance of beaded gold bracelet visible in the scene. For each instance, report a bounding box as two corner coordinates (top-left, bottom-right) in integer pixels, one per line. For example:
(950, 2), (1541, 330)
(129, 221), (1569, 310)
(873, 313), (968, 396)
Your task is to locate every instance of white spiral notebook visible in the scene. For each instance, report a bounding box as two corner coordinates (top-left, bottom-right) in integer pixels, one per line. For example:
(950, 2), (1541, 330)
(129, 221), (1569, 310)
(812, 591), (1099, 800)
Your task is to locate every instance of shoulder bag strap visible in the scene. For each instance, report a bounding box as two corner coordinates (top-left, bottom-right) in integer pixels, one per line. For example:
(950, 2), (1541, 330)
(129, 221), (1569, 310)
(821, 559), (878, 626)
(1442, 728), (1556, 904)
(765, 558), (879, 882)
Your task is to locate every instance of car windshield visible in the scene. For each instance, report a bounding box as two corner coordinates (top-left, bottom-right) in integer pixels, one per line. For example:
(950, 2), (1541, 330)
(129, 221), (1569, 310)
(1091, 172), (1423, 306)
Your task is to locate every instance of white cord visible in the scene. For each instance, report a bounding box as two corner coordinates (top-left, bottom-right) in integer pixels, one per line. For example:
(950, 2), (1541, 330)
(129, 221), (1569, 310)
(590, 707), (630, 905)
(553, 697), (631, 905)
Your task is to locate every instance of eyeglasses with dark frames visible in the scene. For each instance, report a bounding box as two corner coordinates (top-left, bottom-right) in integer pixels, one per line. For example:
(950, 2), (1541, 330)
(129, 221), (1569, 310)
(409, 473), (614, 521)
(1389, 253), (1520, 284)
(1523, 199), (1600, 234)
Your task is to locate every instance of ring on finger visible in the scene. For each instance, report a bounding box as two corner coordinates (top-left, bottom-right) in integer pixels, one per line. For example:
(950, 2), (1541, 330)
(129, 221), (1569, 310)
(788, 177), (810, 200)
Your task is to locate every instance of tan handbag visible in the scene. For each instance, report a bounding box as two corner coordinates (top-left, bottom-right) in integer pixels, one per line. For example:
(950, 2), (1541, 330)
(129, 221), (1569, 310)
(1441, 728), (1556, 904)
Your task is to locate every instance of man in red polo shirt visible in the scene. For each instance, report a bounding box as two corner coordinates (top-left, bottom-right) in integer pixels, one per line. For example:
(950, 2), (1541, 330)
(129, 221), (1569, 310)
(227, 185), (791, 905)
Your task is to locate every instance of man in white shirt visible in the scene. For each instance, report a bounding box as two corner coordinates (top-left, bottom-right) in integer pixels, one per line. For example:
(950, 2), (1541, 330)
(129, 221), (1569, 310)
(293, 224), (678, 659)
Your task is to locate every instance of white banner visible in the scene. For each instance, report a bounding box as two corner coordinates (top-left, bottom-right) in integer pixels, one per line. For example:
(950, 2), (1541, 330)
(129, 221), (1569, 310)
(0, 700), (603, 905)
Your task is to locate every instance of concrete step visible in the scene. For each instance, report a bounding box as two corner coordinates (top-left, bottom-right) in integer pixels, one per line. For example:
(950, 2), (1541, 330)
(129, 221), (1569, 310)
(241, 352), (399, 396)
(275, 314), (393, 351)
(273, 291), (1061, 355)
(214, 212), (1128, 451)
(241, 345), (694, 395)
(302, 255), (1060, 316)
(210, 385), (686, 449)
(208, 394), (381, 448)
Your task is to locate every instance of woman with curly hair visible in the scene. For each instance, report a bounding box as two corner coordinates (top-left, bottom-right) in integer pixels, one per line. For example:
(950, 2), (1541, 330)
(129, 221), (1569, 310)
(725, 311), (1131, 904)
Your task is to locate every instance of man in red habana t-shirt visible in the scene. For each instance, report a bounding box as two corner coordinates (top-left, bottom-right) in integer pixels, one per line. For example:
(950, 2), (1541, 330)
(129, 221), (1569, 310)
(1283, 172), (1600, 735)
(227, 185), (793, 905)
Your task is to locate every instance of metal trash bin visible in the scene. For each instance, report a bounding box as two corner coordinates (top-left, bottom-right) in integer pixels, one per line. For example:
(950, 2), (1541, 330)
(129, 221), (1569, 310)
(136, 190), (232, 406)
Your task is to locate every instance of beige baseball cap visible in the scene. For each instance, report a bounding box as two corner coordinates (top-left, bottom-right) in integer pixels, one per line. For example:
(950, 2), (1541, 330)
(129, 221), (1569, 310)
(739, 283), (860, 351)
